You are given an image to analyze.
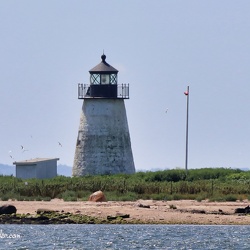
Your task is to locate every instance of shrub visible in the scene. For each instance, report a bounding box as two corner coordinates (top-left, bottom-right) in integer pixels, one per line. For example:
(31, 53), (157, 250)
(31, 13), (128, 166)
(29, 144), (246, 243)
(61, 190), (77, 202)
(209, 195), (226, 202)
(224, 195), (237, 202)
(63, 196), (77, 201)
(172, 194), (182, 200)
(105, 191), (138, 201)
(195, 194), (207, 202)
(0, 195), (9, 201)
(150, 193), (168, 201)
(42, 197), (51, 201)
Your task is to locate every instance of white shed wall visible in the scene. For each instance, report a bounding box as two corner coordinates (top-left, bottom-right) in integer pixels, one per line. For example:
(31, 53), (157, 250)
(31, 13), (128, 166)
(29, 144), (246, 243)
(16, 165), (36, 179)
(36, 160), (57, 179)
(15, 159), (58, 179)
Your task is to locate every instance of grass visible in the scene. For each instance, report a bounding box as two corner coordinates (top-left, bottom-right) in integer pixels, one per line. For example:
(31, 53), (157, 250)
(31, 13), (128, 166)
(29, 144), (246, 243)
(0, 168), (250, 201)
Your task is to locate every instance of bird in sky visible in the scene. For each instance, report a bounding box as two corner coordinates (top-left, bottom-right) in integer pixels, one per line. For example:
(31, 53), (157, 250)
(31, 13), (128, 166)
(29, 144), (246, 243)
(58, 142), (62, 147)
(8, 150), (14, 159)
(21, 145), (28, 153)
(165, 108), (168, 113)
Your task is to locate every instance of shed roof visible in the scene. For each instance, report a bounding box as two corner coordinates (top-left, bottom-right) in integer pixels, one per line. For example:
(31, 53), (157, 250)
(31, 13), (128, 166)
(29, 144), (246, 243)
(13, 158), (59, 166)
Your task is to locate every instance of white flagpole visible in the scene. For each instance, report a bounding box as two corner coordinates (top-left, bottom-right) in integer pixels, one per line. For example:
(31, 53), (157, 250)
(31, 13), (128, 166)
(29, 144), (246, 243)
(185, 86), (189, 174)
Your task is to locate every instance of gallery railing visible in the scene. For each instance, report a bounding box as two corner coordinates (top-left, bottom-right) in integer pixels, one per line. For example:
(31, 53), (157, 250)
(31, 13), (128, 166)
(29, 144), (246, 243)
(78, 83), (130, 99)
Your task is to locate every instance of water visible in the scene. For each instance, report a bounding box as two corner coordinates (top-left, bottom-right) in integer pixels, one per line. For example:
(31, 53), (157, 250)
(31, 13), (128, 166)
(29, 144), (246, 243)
(0, 224), (250, 250)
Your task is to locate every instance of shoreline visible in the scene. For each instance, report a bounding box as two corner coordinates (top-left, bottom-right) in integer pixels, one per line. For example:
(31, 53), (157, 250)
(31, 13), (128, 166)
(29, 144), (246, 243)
(1, 199), (250, 225)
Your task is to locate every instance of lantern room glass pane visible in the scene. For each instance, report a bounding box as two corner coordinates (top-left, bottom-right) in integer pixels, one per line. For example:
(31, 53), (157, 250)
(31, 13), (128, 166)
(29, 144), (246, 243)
(110, 74), (117, 84)
(101, 74), (110, 84)
(90, 74), (100, 84)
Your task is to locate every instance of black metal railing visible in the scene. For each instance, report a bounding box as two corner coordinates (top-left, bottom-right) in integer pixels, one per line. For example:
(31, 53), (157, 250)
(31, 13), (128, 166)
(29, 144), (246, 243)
(78, 83), (130, 99)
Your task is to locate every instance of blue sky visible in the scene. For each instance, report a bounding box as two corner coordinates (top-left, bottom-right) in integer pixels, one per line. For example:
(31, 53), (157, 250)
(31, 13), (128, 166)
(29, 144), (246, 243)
(1, 1), (250, 171)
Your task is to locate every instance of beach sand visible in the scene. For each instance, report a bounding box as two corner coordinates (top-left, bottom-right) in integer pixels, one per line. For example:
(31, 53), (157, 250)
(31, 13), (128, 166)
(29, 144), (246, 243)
(1, 199), (250, 225)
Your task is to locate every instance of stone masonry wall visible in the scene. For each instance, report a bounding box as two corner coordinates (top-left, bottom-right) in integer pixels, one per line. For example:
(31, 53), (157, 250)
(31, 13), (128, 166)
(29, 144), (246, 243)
(72, 99), (135, 176)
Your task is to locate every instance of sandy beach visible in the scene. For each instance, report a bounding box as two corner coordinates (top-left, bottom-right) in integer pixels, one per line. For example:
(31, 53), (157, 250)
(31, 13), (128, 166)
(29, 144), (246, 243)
(1, 199), (250, 225)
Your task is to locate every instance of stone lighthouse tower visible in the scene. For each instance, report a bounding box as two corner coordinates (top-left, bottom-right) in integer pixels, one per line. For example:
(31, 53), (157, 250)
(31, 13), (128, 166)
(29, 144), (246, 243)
(72, 54), (135, 176)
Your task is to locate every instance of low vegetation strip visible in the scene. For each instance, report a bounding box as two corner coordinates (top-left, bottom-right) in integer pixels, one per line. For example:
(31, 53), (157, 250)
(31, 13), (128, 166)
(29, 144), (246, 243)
(0, 168), (250, 202)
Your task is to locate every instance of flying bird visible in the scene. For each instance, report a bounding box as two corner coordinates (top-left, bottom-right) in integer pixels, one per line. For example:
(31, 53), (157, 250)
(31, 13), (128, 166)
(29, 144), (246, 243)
(21, 145), (28, 153)
(8, 151), (14, 159)
(9, 153), (14, 159)
(58, 142), (62, 147)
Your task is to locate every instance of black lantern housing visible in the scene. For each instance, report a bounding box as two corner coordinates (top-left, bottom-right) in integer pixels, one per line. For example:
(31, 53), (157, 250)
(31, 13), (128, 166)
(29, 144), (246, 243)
(89, 54), (118, 98)
(78, 54), (129, 99)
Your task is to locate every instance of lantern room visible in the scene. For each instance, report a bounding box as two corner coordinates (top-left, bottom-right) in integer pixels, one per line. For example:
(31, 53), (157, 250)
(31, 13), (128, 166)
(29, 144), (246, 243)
(78, 54), (129, 99)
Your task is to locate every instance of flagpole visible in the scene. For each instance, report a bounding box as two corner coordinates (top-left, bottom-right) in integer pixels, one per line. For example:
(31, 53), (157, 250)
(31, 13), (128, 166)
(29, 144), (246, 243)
(185, 86), (189, 175)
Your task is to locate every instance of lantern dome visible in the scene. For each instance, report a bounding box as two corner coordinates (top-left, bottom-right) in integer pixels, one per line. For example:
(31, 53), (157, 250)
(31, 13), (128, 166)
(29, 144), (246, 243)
(89, 54), (118, 74)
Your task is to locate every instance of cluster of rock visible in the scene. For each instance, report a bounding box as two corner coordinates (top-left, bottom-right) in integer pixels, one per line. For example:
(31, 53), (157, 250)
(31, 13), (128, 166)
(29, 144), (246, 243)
(0, 208), (131, 224)
(235, 205), (250, 214)
(0, 191), (133, 224)
(0, 207), (101, 224)
(134, 203), (150, 208)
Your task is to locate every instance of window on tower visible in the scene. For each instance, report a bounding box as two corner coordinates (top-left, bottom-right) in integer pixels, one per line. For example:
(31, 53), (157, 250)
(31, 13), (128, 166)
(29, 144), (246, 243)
(110, 74), (117, 84)
(101, 74), (110, 84)
(90, 74), (100, 84)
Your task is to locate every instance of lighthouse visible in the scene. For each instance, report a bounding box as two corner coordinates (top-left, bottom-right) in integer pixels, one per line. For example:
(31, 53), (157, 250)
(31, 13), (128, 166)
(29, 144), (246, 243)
(72, 54), (135, 176)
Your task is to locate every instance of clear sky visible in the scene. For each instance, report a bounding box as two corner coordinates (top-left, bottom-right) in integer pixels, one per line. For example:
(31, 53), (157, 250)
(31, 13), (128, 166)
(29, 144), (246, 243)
(1, 1), (250, 171)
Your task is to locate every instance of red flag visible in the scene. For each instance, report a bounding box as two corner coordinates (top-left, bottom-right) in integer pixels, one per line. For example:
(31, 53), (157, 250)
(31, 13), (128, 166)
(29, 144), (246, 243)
(184, 91), (188, 96)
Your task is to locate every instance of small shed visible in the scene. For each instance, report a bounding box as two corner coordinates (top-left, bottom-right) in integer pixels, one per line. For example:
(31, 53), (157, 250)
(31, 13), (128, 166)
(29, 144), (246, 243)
(14, 158), (59, 179)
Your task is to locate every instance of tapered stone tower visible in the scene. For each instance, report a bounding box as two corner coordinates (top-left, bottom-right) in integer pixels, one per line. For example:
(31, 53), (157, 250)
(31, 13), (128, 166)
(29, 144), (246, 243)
(72, 54), (135, 176)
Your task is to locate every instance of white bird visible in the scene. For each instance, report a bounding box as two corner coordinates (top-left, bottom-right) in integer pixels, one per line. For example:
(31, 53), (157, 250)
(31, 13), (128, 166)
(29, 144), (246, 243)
(8, 150), (14, 159)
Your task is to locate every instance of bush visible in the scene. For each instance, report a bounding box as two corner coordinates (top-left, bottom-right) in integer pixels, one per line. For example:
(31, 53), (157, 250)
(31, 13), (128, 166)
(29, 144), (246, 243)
(42, 197), (51, 201)
(0, 168), (250, 202)
(224, 195), (237, 202)
(105, 191), (138, 201)
(63, 196), (77, 201)
(61, 190), (77, 202)
(150, 193), (168, 201)
(0, 195), (9, 201)
(195, 193), (208, 202)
